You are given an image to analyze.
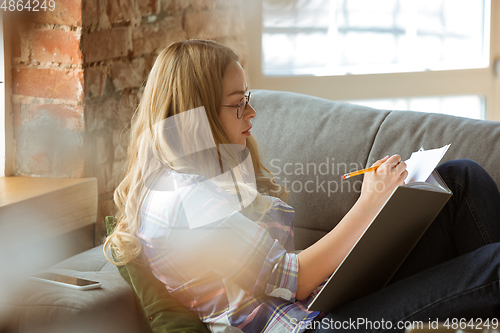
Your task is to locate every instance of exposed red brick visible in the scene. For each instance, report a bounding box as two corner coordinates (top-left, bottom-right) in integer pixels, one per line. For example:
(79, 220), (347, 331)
(32, 29), (82, 64)
(12, 68), (84, 101)
(82, 28), (129, 63)
(132, 16), (184, 56)
(15, 28), (31, 62)
(28, 104), (85, 131)
(85, 66), (108, 99)
(138, 0), (159, 15)
(32, 0), (82, 26)
(107, 0), (138, 24)
(11, 29), (21, 58)
(82, 0), (100, 27)
(110, 58), (147, 90)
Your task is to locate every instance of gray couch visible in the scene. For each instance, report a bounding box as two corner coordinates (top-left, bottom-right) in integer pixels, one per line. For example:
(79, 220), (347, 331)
(5, 90), (500, 332)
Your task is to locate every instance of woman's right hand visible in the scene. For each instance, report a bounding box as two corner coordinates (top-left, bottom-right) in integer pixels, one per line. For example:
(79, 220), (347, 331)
(297, 154), (408, 299)
(359, 154), (408, 209)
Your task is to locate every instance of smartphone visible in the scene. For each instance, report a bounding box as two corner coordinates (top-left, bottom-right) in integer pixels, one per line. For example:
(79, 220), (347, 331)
(30, 272), (101, 290)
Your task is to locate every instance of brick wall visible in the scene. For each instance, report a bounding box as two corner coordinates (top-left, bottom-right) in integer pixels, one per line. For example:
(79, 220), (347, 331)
(10, 0), (247, 243)
(11, 1), (84, 177)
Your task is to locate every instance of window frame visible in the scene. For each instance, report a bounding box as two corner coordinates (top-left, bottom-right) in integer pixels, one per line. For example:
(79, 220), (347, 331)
(1, 17), (13, 177)
(243, 0), (500, 121)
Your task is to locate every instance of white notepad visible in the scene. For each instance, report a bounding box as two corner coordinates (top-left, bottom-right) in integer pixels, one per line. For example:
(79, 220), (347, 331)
(404, 144), (451, 184)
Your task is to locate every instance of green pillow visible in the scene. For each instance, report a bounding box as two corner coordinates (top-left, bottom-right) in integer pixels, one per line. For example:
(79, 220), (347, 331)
(105, 216), (210, 333)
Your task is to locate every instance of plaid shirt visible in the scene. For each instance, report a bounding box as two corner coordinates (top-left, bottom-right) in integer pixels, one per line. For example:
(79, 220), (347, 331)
(138, 170), (325, 333)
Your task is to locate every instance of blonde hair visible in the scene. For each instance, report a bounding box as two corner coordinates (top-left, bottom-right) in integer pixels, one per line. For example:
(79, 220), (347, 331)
(104, 40), (288, 266)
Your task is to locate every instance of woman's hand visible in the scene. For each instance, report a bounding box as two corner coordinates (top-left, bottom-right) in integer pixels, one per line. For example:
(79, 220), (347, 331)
(297, 154), (408, 300)
(359, 154), (408, 209)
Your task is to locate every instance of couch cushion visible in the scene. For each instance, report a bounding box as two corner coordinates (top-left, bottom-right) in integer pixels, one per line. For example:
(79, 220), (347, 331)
(4, 245), (145, 333)
(367, 110), (500, 187)
(251, 90), (390, 250)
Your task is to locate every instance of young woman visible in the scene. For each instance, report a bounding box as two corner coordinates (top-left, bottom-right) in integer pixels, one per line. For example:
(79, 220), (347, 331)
(105, 39), (500, 333)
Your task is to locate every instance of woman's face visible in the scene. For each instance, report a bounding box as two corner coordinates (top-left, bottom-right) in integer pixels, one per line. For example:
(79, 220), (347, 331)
(220, 61), (256, 147)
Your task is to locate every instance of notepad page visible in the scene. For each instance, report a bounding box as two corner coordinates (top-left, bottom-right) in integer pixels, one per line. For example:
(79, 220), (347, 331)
(404, 144), (451, 184)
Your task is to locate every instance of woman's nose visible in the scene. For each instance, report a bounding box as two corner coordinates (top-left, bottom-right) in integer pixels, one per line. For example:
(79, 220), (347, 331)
(245, 104), (256, 119)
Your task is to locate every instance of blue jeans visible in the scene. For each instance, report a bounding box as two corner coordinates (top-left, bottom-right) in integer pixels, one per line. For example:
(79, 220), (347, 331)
(305, 159), (500, 332)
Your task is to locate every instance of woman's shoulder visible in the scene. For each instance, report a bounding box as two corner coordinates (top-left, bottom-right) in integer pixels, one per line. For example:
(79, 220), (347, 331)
(249, 195), (295, 228)
(252, 195), (296, 250)
(142, 169), (241, 228)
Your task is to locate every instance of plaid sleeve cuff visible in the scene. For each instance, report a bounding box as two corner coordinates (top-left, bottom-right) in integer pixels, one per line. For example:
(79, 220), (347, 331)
(263, 243), (299, 302)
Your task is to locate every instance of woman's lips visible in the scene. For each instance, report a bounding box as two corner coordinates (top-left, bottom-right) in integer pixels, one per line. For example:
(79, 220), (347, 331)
(242, 125), (252, 135)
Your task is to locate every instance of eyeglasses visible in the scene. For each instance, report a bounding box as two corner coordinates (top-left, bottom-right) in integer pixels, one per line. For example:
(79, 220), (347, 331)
(222, 92), (251, 119)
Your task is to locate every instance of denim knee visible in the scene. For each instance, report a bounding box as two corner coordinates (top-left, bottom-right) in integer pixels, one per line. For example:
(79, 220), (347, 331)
(468, 242), (500, 276)
(437, 159), (486, 181)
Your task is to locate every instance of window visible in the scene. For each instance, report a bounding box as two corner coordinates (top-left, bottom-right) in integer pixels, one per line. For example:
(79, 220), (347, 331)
(243, 0), (500, 121)
(262, 0), (489, 76)
(343, 95), (485, 119)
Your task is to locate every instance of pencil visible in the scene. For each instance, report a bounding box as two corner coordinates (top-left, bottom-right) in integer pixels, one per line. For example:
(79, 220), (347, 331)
(342, 165), (380, 179)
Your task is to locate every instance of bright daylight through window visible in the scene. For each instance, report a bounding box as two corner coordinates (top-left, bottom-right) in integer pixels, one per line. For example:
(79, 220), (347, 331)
(260, 0), (491, 119)
(262, 0), (489, 76)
